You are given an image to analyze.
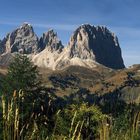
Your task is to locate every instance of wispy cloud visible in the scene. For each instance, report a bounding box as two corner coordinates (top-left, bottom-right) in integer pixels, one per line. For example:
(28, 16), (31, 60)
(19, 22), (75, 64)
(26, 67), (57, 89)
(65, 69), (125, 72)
(110, 26), (140, 39)
(123, 54), (140, 59)
(33, 23), (78, 31)
(0, 21), (19, 26)
(0, 21), (78, 31)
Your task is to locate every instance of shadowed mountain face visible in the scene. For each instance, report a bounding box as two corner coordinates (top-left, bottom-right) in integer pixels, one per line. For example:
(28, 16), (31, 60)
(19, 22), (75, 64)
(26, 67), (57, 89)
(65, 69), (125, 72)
(0, 23), (125, 70)
(68, 24), (125, 69)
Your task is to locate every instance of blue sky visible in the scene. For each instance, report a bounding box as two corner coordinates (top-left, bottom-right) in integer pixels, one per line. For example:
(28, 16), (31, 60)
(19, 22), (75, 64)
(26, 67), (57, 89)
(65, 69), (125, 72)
(0, 0), (140, 67)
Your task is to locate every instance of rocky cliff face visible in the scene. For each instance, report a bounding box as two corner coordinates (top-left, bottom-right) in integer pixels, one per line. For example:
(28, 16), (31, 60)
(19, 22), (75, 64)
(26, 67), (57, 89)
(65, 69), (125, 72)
(1, 23), (38, 54)
(0, 23), (125, 70)
(32, 30), (64, 69)
(47, 24), (125, 70)
(65, 24), (125, 69)
(39, 29), (63, 52)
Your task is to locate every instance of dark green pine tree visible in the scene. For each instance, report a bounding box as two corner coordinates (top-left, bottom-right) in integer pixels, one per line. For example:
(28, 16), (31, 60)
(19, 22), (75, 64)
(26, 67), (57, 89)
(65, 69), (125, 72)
(2, 54), (41, 95)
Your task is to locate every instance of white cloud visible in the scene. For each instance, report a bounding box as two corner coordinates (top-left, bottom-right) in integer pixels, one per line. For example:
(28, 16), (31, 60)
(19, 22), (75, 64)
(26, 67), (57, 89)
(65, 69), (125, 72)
(33, 23), (78, 31)
(0, 21), (78, 31)
(109, 26), (140, 39)
(0, 21), (19, 26)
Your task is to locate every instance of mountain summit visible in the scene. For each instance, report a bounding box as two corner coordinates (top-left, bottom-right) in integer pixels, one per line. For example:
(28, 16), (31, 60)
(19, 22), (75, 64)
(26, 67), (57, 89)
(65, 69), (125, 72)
(0, 23), (38, 54)
(0, 23), (125, 70)
(38, 29), (64, 52)
(65, 24), (125, 69)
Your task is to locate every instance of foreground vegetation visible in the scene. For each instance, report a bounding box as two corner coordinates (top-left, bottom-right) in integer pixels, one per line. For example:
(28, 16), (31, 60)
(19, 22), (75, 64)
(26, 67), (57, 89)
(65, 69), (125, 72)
(0, 54), (140, 140)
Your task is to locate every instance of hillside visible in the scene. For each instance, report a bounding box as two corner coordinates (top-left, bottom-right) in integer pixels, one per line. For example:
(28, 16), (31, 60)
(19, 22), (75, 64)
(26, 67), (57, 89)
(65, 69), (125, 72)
(38, 64), (140, 104)
(1, 61), (140, 105)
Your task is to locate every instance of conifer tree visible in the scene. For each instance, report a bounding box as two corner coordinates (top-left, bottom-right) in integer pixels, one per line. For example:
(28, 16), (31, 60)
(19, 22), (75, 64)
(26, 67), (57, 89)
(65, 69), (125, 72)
(2, 54), (41, 94)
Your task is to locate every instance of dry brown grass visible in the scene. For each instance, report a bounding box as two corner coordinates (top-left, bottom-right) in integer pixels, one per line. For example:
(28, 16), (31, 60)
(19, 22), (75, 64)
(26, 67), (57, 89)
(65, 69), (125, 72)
(0, 67), (7, 75)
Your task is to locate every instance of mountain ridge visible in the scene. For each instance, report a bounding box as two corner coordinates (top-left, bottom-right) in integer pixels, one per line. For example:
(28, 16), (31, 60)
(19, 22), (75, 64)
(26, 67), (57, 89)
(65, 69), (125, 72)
(0, 23), (125, 70)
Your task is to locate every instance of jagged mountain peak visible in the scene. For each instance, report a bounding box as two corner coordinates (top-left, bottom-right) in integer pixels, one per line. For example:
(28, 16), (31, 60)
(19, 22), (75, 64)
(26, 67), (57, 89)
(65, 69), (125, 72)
(39, 29), (63, 52)
(0, 23), (125, 70)
(18, 22), (35, 36)
(0, 23), (38, 54)
(19, 22), (32, 28)
(32, 29), (64, 70)
(67, 24), (125, 69)
(71, 24), (118, 43)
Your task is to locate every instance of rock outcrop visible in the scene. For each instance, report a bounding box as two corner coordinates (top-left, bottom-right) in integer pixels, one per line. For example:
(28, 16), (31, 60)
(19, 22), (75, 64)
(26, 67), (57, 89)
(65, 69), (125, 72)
(61, 24), (125, 69)
(0, 23), (125, 70)
(1, 23), (38, 54)
(32, 30), (64, 69)
(38, 29), (63, 52)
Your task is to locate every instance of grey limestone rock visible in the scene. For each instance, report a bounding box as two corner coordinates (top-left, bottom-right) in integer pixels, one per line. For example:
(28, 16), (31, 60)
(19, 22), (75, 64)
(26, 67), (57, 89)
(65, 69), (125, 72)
(39, 29), (64, 53)
(67, 24), (125, 69)
(0, 23), (125, 70)
(1, 23), (39, 54)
